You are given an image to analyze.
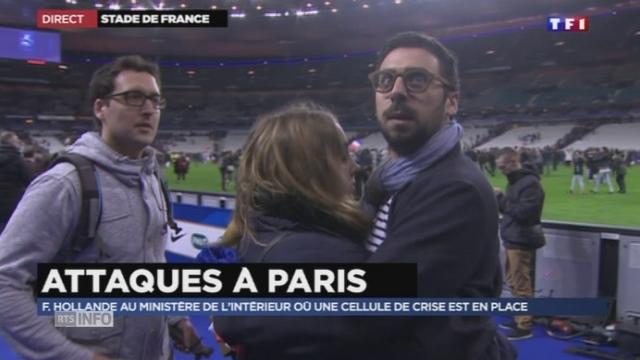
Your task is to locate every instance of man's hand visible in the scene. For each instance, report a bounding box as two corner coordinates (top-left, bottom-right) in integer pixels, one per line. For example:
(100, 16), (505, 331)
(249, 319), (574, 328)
(493, 187), (503, 195)
(172, 319), (201, 353)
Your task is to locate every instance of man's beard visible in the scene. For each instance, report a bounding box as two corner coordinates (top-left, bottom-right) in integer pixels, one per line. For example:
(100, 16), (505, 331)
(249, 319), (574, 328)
(380, 99), (447, 156)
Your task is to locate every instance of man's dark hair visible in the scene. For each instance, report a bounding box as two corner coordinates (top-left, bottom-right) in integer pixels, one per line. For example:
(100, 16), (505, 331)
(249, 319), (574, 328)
(498, 147), (520, 162)
(88, 55), (161, 130)
(376, 32), (460, 91)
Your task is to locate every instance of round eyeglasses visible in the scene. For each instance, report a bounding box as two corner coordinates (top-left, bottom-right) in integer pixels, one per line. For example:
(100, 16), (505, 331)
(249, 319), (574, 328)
(368, 67), (453, 93)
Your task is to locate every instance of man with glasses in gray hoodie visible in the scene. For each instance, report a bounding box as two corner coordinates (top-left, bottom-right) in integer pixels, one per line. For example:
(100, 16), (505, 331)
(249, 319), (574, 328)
(0, 56), (200, 360)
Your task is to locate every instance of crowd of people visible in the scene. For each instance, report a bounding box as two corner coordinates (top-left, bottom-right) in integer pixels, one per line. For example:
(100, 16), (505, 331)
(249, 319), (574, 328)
(517, 132), (541, 145)
(569, 147), (629, 194)
(462, 146), (631, 195)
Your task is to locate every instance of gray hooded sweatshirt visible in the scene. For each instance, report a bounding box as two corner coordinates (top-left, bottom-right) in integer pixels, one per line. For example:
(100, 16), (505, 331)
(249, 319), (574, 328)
(0, 132), (177, 360)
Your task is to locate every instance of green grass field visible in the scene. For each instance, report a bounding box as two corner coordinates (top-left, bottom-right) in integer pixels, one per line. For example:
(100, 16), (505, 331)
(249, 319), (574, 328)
(164, 163), (639, 228)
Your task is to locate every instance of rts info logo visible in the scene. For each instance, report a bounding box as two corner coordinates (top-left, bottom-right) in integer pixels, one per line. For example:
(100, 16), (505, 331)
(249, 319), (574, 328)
(547, 17), (590, 32)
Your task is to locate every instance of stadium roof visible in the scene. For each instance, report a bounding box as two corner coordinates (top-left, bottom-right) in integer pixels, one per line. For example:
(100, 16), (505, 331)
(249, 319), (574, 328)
(0, 0), (634, 57)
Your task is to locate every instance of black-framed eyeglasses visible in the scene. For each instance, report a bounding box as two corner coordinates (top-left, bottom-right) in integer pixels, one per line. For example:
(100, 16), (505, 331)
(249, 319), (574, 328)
(104, 90), (167, 109)
(368, 67), (453, 94)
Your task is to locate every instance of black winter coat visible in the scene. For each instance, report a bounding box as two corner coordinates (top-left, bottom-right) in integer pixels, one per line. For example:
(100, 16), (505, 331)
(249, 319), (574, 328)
(364, 145), (515, 360)
(0, 145), (32, 223)
(497, 168), (546, 250)
(213, 204), (375, 360)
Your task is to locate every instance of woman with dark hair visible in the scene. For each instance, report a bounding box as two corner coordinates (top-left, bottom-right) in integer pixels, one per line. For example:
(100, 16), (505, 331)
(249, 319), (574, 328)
(213, 102), (371, 360)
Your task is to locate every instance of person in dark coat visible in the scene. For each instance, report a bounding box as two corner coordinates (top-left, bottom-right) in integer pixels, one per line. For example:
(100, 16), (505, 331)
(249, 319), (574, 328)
(174, 154), (189, 181)
(552, 148), (563, 171)
(219, 151), (235, 191)
(542, 146), (552, 175)
(612, 150), (627, 194)
(487, 150), (497, 176)
(592, 147), (614, 193)
(363, 32), (515, 359)
(0, 131), (33, 232)
(22, 145), (50, 178)
(213, 102), (373, 360)
(354, 148), (373, 199)
(570, 150), (586, 194)
(494, 147), (546, 340)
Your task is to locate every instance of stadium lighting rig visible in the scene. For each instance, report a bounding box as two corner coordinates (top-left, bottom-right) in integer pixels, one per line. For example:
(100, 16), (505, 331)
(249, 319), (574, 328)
(81, 0), (407, 19)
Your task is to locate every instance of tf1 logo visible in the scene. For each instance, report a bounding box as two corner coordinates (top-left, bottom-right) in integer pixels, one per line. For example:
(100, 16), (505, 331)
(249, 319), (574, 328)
(547, 16), (590, 32)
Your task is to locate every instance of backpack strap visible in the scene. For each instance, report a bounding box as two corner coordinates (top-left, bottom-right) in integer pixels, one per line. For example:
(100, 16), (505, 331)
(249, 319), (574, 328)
(49, 153), (101, 254)
(49, 152), (181, 254)
(156, 167), (182, 236)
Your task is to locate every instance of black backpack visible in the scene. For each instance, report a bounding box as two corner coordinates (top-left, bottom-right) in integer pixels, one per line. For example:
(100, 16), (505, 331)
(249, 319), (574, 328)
(49, 153), (182, 255)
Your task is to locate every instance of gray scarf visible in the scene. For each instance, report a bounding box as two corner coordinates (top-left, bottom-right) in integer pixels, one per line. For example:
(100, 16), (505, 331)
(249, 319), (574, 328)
(365, 120), (463, 212)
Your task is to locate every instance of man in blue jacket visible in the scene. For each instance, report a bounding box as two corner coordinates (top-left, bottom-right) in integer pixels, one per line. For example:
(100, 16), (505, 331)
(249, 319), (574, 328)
(364, 32), (515, 359)
(495, 147), (546, 340)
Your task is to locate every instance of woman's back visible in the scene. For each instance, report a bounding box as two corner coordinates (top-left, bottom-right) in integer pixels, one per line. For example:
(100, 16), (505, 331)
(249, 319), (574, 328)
(214, 212), (368, 360)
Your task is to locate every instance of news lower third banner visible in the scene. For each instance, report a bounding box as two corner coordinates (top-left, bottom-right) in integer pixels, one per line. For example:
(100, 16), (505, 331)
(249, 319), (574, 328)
(35, 264), (609, 321)
(37, 298), (610, 317)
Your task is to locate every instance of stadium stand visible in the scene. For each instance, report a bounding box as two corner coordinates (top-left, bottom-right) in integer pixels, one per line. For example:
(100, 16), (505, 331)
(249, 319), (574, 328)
(29, 132), (65, 154)
(478, 124), (575, 149)
(163, 134), (214, 154)
(462, 126), (491, 149)
(219, 132), (249, 152)
(566, 122), (640, 151)
(360, 132), (387, 150)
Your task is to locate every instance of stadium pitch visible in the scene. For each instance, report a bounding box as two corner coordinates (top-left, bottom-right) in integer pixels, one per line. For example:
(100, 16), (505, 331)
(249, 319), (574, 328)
(164, 162), (638, 229)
